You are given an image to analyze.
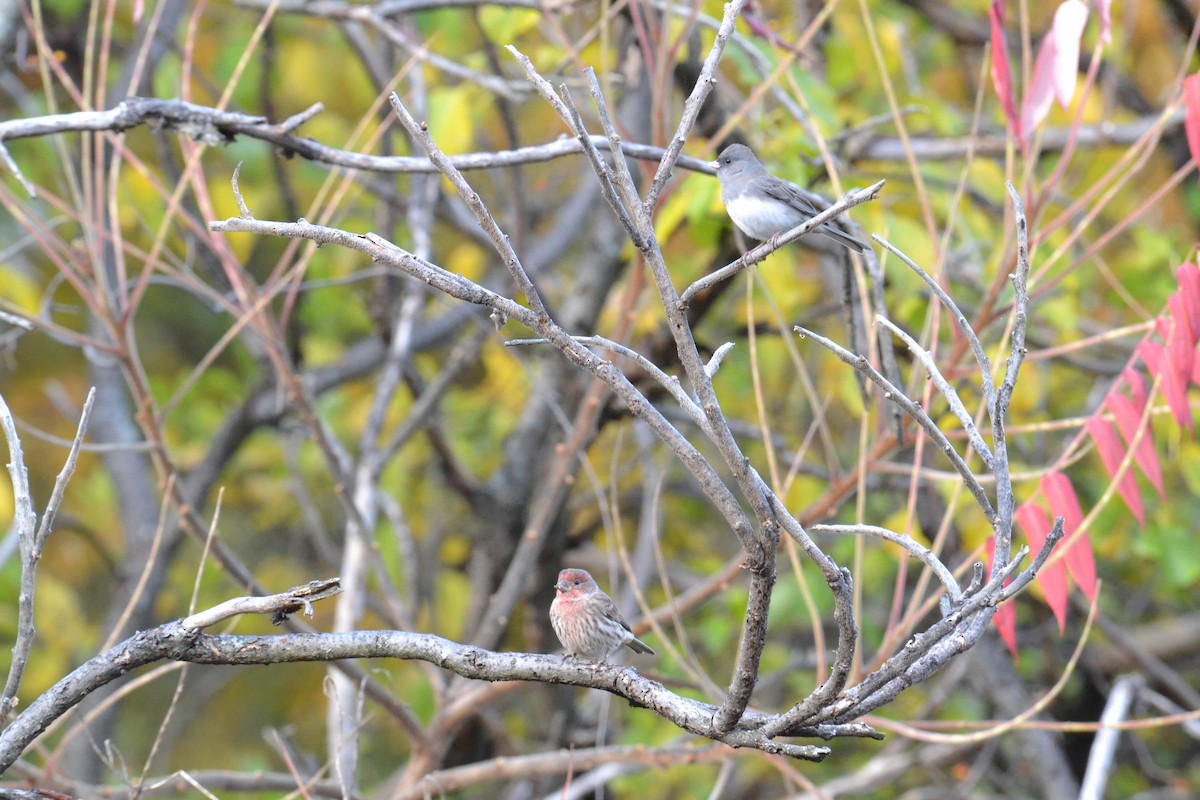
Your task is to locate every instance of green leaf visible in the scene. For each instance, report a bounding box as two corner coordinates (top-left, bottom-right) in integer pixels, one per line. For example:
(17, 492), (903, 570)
(477, 7), (541, 42)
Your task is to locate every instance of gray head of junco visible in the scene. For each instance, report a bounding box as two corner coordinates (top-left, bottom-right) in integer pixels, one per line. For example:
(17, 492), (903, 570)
(711, 143), (866, 253)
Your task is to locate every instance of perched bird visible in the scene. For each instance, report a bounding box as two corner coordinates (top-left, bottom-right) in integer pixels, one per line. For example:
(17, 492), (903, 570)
(550, 568), (655, 662)
(711, 143), (866, 253)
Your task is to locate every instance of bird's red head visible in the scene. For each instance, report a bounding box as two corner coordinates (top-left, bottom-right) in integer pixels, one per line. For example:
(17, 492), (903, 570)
(555, 568), (596, 595)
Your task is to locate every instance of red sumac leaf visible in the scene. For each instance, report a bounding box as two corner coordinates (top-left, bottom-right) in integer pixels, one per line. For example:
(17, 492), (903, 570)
(1104, 392), (1164, 498)
(989, 0), (1020, 137)
(1165, 319), (1195, 433)
(1137, 340), (1162, 374)
(1155, 316), (1172, 342)
(1169, 293), (1197, 352)
(1086, 417), (1145, 525)
(1040, 473), (1097, 601)
(1016, 503), (1067, 631)
(1184, 73), (1200, 174)
(1176, 263), (1200, 333)
(1124, 367), (1148, 408)
(985, 537), (1019, 659)
(1142, 326), (1190, 431)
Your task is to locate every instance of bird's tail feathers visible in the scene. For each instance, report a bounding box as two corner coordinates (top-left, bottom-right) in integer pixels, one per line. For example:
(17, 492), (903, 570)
(626, 637), (655, 655)
(819, 225), (867, 253)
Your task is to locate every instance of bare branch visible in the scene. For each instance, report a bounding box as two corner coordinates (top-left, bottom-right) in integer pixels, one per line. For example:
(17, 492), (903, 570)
(0, 392), (37, 728)
(835, 108), (1184, 162)
(0, 610), (857, 770)
(0, 140), (35, 198)
(394, 743), (733, 800)
(874, 314), (992, 467)
(645, 0), (746, 208)
(0, 97), (714, 176)
(712, 570), (775, 734)
(180, 579), (342, 630)
(387, 93), (548, 316)
(0, 310), (35, 331)
(873, 233), (997, 464)
(583, 68), (648, 225)
(208, 216), (761, 562)
(1079, 674), (1144, 799)
(0, 387), (94, 728)
(506, 335), (706, 428)
(811, 523), (962, 602)
(230, 162), (253, 220)
(503, 48), (642, 245)
(990, 182), (1032, 571)
(992, 517), (1065, 606)
(793, 325), (996, 522)
(704, 342), (736, 380)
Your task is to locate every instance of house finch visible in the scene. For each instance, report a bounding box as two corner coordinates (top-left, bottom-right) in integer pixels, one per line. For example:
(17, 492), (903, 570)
(549, 568), (654, 662)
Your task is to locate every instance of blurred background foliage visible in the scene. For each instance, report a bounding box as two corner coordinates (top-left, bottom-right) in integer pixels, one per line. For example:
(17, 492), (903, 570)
(2, 0), (1199, 797)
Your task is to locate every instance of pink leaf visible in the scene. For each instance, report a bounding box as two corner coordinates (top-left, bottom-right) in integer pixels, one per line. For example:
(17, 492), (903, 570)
(1138, 340), (1163, 374)
(1092, 0), (1112, 45)
(1176, 263), (1200, 333)
(1124, 367), (1148, 409)
(1041, 473), (1083, 532)
(1168, 293), (1197, 389)
(1166, 334), (1195, 435)
(990, 0), (1020, 137)
(1154, 319), (1195, 433)
(1184, 74), (1200, 173)
(993, 601), (1018, 659)
(1155, 316), (1172, 342)
(1040, 473), (1097, 600)
(1142, 332), (1193, 432)
(1086, 417), (1145, 525)
(1020, 0), (1090, 138)
(1169, 293), (1197, 350)
(1016, 503), (1067, 631)
(1104, 392), (1164, 498)
(985, 537), (1019, 659)
(1021, 55), (1055, 137)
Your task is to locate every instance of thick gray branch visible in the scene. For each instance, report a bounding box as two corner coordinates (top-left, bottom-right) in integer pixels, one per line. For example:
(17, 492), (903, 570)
(0, 621), (851, 771)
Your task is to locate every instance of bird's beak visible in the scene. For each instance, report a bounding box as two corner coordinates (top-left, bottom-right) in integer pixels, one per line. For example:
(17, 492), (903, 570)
(554, 580), (566, 592)
(708, 159), (720, 172)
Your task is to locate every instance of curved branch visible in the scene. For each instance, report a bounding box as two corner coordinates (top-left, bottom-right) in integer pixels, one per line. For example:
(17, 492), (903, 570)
(794, 325), (996, 522)
(811, 524), (962, 602)
(0, 620), (845, 771)
(394, 742), (732, 800)
(505, 335), (707, 429)
(989, 183), (1032, 572)
(0, 97), (713, 177)
(208, 216), (759, 556)
(874, 314), (993, 468)
(0, 388), (94, 728)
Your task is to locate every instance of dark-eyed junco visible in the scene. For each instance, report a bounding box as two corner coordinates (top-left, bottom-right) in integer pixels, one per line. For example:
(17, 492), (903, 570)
(711, 144), (866, 253)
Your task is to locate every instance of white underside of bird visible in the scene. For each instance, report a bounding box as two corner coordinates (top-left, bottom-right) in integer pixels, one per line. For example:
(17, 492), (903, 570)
(723, 193), (810, 240)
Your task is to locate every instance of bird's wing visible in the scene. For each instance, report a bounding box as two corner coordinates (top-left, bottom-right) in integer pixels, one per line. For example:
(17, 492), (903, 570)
(600, 597), (635, 633)
(760, 177), (824, 216)
(761, 176), (867, 252)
